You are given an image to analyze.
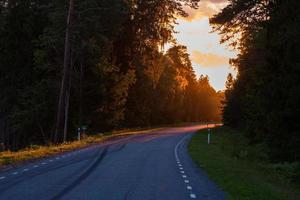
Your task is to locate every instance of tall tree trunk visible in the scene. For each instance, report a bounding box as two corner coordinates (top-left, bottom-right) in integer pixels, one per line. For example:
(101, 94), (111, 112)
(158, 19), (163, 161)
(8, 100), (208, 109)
(79, 62), (83, 128)
(54, 0), (74, 144)
(63, 53), (72, 142)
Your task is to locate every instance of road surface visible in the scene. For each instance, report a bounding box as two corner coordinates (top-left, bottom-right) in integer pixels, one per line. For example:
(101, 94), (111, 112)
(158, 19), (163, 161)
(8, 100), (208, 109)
(0, 125), (225, 200)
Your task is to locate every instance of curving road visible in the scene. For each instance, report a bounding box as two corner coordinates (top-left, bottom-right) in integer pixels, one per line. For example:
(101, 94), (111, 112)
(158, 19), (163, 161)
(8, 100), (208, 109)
(0, 125), (225, 200)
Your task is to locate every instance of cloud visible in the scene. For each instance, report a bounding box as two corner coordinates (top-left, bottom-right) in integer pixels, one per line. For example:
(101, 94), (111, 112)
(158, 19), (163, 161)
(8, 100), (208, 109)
(191, 50), (229, 67)
(205, 0), (227, 3)
(180, 0), (228, 21)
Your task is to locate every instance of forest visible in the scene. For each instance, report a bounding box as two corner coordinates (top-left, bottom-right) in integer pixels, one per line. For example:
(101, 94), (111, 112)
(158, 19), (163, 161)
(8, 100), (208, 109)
(0, 0), (223, 150)
(211, 0), (300, 163)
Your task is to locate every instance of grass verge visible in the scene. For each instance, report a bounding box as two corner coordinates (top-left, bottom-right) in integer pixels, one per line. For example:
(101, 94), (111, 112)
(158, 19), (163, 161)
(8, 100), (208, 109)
(0, 127), (162, 168)
(188, 126), (300, 200)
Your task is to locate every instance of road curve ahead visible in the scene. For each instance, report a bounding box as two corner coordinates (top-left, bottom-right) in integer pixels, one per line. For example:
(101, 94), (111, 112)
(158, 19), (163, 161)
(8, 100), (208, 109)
(0, 125), (225, 200)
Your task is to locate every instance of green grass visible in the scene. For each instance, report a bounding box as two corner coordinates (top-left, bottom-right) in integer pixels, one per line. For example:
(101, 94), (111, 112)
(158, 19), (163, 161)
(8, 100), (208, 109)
(188, 126), (300, 200)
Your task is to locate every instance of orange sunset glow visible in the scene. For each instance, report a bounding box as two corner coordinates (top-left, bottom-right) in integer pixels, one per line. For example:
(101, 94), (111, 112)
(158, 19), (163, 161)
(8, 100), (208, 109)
(175, 0), (237, 91)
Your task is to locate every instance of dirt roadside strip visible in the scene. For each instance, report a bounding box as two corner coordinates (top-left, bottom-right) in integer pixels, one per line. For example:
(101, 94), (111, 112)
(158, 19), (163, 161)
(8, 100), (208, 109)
(0, 127), (164, 171)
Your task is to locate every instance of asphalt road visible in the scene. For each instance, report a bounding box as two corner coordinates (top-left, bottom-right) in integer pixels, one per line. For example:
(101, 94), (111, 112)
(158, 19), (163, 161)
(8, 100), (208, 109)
(0, 125), (226, 200)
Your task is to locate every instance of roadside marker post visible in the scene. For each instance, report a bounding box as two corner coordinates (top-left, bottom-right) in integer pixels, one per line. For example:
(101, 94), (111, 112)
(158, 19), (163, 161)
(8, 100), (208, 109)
(77, 128), (81, 141)
(208, 128), (211, 144)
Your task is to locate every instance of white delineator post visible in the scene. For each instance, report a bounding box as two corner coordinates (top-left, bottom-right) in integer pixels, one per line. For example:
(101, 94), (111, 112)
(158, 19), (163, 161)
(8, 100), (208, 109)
(77, 128), (81, 141)
(208, 128), (211, 144)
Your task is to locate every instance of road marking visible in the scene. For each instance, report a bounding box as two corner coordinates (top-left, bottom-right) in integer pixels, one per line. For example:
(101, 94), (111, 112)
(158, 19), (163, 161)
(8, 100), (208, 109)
(174, 133), (190, 163)
(42, 162), (46, 165)
(12, 172), (18, 175)
(56, 157), (60, 160)
(33, 165), (39, 168)
(23, 168), (29, 171)
(174, 134), (198, 199)
(0, 176), (5, 180)
(49, 160), (53, 162)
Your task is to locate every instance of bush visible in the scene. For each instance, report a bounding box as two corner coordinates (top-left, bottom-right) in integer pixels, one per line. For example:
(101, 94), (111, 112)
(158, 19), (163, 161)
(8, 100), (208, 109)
(271, 162), (300, 183)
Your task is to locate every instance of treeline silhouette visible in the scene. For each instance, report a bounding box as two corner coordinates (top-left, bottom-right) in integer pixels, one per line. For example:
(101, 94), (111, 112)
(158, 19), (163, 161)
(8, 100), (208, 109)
(0, 0), (222, 150)
(211, 0), (300, 163)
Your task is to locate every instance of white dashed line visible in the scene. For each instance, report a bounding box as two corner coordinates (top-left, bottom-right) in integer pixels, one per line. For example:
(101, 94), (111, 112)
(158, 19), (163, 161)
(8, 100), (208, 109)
(12, 172), (18, 175)
(23, 168), (29, 172)
(49, 160), (53, 162)
(0, 176), (5, 180)
(174, 134), (198, 199)
(42, 162), (47, 165)
(33, 165), (39, 168)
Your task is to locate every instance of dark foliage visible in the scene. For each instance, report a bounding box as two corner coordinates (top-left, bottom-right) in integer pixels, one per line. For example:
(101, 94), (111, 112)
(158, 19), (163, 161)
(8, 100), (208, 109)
(0, 0), (222, 150)
(212, 0), (300, 162)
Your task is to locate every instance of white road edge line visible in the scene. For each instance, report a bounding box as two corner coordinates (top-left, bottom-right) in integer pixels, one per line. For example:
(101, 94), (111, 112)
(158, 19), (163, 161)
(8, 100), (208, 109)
(174, 133), (190, 163)
(175, 133), (197, 198)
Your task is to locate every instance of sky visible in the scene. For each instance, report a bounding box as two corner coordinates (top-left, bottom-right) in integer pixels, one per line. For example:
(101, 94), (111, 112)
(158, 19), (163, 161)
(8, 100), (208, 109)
(175, 0), (237, 91)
